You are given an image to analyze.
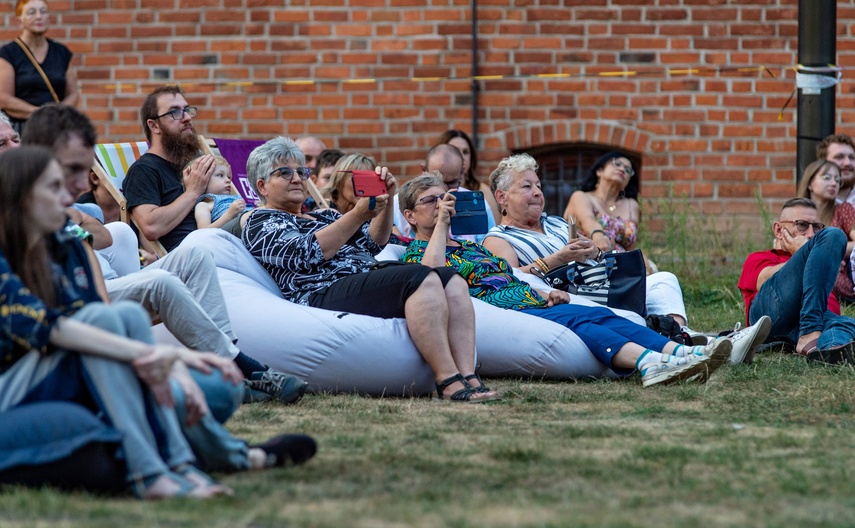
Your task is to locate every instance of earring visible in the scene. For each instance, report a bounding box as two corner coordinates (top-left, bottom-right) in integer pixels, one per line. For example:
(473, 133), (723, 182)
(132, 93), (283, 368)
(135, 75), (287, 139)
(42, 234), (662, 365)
(501, 208), (507, 216)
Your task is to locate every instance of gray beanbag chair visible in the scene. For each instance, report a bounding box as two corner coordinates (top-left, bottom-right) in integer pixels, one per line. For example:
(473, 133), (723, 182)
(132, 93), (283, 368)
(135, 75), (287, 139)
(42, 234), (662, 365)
(155, 230), (618, 396)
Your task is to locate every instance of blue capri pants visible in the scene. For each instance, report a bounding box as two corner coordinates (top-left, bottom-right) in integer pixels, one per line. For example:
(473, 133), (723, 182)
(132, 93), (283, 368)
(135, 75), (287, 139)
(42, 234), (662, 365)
(520, 304), (671, 375)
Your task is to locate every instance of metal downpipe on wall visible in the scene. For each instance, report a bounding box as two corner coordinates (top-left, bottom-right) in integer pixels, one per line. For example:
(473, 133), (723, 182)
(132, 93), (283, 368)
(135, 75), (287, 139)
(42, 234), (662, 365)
(796, 0), (836, 182)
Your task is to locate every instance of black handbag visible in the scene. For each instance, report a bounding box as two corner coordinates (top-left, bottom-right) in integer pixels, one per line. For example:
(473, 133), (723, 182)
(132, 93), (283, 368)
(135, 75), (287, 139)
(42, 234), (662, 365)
(538, 249), (647, 316)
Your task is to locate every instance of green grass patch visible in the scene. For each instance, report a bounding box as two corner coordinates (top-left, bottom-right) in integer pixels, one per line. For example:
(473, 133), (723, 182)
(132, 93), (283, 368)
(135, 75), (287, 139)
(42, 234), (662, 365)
(7, 200), (855, 526)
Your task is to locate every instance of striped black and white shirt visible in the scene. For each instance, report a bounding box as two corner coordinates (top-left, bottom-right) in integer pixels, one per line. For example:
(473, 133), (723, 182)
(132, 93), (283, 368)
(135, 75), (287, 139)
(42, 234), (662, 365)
(483, 213), (568, 266)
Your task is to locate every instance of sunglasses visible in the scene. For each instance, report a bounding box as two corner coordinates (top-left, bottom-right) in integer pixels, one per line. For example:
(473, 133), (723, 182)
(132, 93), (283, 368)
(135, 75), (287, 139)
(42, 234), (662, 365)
(780, 220), (825, 233)
(269, 166), (312, 180)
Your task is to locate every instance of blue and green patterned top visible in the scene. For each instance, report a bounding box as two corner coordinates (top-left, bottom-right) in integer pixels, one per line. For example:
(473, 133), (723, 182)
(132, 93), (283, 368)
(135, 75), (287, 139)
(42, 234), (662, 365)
(402, 239), (546, 310)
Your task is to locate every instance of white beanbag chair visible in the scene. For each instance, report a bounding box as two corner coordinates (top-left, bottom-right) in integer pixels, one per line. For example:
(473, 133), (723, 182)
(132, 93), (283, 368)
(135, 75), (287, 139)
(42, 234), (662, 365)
(155, 230), (617, 396)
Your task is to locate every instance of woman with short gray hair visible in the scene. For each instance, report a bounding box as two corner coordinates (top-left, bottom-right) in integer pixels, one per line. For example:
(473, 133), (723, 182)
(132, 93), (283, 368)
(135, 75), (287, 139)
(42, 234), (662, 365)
(242, 137), (500, 403)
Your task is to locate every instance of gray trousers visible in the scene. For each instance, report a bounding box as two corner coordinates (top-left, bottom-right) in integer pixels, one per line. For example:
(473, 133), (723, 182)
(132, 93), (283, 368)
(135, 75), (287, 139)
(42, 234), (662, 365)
(106, 244), (240, 359)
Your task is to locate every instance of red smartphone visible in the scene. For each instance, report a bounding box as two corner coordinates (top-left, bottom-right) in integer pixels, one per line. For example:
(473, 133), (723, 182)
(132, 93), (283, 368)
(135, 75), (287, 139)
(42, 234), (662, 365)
(351, 170), (387, 197)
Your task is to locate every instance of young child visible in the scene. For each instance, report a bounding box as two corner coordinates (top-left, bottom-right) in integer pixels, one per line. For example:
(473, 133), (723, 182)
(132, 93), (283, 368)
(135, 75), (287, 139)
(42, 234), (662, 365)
(191, 156), (253, 229)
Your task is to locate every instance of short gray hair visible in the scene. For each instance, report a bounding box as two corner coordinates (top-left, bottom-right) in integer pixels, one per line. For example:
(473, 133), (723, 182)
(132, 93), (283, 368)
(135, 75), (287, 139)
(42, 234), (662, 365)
(0, 111), (12, 129)
(398, 171), (444, 216)
(489, 153), (539, 195)
(246, 136), (306, 204)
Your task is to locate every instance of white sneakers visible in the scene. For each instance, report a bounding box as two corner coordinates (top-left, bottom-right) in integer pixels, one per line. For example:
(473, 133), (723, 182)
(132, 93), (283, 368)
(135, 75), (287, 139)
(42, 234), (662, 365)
(641, 316), (771, 387)
(641, 338), (732, 387)
(726, 316), (771, 365)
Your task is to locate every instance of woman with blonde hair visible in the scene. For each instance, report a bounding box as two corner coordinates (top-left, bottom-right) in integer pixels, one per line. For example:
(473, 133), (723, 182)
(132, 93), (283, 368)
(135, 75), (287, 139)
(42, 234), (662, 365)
(321, 153), (377, 213)
(797, 159), (855, 302)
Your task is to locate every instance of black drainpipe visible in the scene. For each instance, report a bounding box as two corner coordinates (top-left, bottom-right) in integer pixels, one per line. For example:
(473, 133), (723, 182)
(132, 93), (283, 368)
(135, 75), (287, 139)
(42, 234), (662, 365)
(796, 0), (836, 183)
(471, 0), (479, 151)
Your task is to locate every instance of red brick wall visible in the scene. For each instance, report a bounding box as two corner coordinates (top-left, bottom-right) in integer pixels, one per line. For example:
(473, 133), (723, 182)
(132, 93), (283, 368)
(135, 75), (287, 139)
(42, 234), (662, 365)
(3, 0), (846, 231)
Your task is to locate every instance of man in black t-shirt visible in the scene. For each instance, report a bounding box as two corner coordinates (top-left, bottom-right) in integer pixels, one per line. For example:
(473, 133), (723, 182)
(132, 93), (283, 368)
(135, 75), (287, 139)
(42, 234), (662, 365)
(123, 85), (214, 252)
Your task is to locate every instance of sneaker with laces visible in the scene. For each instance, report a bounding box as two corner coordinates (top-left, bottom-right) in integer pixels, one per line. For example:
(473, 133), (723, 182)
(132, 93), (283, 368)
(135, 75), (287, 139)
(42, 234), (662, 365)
(243, 368), (308, 405)
(641, 352), (711, 387)
(727, 316), (771, 365)
(679, 326), (711, 346)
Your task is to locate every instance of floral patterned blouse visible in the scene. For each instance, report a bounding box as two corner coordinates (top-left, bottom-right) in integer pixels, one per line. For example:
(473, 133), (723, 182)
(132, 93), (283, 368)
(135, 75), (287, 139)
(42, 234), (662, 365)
(592, 206), (638, 252)
(402, 239), (546, 310)
(832, 203), (855, 301)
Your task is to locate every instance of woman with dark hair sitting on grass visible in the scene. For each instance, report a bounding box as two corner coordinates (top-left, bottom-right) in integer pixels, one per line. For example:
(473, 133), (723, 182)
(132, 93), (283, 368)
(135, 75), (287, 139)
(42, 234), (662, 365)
(0, 146), (315, 499)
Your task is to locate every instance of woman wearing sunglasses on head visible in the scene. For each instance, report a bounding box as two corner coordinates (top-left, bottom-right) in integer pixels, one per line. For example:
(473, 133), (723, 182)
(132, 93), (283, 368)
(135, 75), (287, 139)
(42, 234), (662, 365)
(797, 159), (855, 303)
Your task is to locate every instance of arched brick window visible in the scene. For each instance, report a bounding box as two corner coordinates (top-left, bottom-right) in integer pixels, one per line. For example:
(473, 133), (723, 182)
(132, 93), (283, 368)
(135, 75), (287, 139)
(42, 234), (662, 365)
(515, 144), (642, 217)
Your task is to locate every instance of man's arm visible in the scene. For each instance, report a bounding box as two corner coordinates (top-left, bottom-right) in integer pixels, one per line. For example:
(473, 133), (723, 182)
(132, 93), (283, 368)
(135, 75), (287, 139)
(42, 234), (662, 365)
(66, 208), (112, 250)
(132, 196), (200, 242)
(127, 156), (214, 242)
(755, 263), (787, 291)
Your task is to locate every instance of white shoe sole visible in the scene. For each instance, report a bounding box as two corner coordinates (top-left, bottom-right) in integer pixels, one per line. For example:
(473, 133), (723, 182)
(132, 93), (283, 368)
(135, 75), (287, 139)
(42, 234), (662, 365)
(642, 355), (712, 387)
(730, 316), (771, 365)
(704, 338), (732, 379)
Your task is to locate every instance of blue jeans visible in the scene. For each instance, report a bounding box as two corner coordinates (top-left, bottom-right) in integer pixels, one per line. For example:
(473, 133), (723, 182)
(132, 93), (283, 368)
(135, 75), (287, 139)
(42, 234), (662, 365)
(749, 227), (855, 349)
(172, 369), (248, 473)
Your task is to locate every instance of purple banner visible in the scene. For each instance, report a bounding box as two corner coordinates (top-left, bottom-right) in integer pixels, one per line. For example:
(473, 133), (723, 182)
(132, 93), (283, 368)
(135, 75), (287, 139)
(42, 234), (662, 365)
(213, 138), (266, 206)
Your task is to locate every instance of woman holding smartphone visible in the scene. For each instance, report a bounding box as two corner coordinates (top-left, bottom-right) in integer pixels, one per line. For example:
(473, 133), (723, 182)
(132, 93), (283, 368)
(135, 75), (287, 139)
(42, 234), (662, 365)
(243, 137), (500, 403)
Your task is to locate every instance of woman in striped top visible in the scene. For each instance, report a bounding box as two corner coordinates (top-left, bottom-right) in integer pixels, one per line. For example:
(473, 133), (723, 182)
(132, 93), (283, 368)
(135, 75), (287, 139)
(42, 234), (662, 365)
(481, 153), (691, 329)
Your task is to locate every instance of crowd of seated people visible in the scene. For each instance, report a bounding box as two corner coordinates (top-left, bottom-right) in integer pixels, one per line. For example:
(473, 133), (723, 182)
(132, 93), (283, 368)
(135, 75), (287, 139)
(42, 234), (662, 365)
(6, 81), (855, 499)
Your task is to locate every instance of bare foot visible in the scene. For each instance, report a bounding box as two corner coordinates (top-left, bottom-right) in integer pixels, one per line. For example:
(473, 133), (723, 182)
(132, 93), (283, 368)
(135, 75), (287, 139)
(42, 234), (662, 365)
(178, 467), (233, 497)
(142, 472), (230, 500)
(796, 331), (822, 355)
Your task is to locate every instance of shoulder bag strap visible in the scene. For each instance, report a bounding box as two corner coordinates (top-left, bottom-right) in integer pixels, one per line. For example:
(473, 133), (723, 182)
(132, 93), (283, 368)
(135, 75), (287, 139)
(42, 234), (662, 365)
(14, 38), (60, 103)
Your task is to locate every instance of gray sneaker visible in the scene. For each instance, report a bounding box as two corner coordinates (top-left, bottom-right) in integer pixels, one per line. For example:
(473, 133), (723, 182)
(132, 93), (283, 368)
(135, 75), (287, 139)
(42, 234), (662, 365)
(243, 368), (308, 405)
(727, 316), (771, 365)
(699, 336), (734, 373)
(641, 352), (711, 387)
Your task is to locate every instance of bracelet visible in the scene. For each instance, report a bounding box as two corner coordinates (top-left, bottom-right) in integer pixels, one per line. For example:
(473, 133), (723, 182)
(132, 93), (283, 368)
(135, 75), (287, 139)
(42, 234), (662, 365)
(534, 257), (550, 273)
(589, 229), (605, 238)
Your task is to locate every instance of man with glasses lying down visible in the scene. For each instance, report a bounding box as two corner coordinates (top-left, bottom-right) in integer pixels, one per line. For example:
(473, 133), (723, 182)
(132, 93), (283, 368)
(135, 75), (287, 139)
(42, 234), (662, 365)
(738, 197), (855, 364)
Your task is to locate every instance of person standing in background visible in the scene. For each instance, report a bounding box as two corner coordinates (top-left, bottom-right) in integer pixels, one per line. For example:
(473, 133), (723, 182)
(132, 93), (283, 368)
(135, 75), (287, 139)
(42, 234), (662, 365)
(0, 0), (78, 133)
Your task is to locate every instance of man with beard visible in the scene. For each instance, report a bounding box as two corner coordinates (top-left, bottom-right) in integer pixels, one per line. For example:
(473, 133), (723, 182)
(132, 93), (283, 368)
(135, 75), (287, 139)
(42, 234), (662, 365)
(123, 85), (210, 251)
(817, 133), (855, 205)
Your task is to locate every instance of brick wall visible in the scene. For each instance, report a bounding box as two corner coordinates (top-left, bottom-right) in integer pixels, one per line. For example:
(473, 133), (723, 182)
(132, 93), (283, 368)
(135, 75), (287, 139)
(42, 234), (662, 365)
(3, 0), (847, 234)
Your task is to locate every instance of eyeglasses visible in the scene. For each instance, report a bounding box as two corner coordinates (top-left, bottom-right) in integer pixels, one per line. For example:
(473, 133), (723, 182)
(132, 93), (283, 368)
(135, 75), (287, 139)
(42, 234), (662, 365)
(24, 8), (48, 17)
(442, 178), (461, 189)
(269, 166), (311, 180)
(817, 172), (842, 184)
(155, 106), (198, 120)
(780, 220), (825, 233)
(414, 194), (446, 207)
(611, 159), (635, 177)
